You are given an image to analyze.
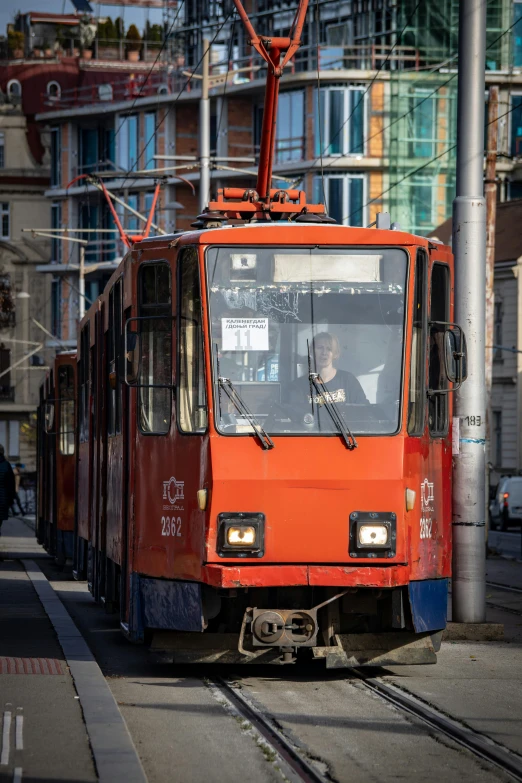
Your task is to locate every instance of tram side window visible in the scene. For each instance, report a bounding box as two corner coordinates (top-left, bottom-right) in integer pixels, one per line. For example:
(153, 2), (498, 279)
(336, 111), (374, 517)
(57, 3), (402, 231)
(178, 248), (208, 434)
(108, 281), (123, 436)
(408, 249), (428, 435)
(429, 263), (450, 436)
(58, 365), (75, 455)
(138, 262), (172, 434)
(79, 324), (90, 443)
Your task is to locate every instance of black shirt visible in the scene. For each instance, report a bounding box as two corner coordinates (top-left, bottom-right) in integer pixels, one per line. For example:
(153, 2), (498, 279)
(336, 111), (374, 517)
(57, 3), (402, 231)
(289, 369), (369, 407)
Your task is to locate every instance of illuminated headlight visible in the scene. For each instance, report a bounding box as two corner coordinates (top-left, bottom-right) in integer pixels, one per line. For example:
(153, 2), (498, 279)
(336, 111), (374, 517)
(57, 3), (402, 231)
(349, 512), (396, 558)
(227, 526), (256, 546)
(218, 513), (265, 558)
(358, 524), (389, 547)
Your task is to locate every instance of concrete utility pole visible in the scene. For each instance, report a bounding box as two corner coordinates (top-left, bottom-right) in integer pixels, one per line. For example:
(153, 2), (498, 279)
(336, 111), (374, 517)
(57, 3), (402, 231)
(485, 85), (499, 524)
(199, 38), (211, 213)
(452, 0), (487, 623)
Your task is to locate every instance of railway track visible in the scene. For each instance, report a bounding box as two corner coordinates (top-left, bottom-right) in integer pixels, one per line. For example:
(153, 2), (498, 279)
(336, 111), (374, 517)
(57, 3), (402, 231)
(210, 672), (522, 783)
(486, 581), (522, 595)
(485, 580), (522, 616)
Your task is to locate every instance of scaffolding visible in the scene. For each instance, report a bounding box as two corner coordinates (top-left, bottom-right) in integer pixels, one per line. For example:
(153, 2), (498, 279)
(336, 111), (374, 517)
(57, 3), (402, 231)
(387, 0), (512, 235)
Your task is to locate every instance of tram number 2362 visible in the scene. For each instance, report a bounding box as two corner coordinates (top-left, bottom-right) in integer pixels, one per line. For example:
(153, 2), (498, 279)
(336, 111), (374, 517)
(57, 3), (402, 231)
(420, 517), (433, 539)
(161, 516), (182, 537)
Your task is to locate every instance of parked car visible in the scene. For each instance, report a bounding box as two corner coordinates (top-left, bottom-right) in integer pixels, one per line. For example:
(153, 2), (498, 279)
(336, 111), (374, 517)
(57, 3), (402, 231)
(490, 476), (522, 530)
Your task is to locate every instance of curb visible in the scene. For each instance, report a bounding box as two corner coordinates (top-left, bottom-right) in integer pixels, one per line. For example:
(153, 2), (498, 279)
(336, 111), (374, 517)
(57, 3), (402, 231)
(22, 559), (147, 783)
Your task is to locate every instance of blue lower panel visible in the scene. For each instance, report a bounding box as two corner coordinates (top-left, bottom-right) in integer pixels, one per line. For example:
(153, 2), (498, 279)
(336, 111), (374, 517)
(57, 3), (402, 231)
(139, 576), (204, 633)
(408, 578), (448, 633)
(57, 530), (74, 559)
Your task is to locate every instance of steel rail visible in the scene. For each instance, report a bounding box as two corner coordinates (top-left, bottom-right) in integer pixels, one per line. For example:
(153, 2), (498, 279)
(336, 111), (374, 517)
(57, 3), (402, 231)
(486, 581), (522, 595)
(212, 677), (330, 783)
(351, 673), (522, 782)
(485, 602), (522, 617)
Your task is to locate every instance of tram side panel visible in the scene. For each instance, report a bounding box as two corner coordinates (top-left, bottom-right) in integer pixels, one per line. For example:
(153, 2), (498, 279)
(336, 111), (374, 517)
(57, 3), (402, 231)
(54, 355), (77, 562)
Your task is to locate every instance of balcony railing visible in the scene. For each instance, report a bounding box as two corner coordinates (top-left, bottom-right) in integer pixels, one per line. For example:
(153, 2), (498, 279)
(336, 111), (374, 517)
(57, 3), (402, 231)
(41, 43), (455, 112)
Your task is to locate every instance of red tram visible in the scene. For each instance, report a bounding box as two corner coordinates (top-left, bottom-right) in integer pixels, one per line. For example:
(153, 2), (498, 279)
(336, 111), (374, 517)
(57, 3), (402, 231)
(37, 352), (77, 565)
(68, 0), (467, 666)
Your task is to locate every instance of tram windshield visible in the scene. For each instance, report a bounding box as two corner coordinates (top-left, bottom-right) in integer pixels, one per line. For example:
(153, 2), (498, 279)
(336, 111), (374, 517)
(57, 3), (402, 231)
(206, 246), (408, 436)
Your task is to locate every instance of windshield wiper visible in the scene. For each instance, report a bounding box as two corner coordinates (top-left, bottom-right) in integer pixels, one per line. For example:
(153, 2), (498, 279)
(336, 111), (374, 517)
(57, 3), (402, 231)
(309, 373), (358, 451)
(218, 377), (274, 450)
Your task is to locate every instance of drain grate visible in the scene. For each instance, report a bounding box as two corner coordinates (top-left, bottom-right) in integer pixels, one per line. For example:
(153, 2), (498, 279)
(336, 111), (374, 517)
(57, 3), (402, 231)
(0, 657), (63, 674)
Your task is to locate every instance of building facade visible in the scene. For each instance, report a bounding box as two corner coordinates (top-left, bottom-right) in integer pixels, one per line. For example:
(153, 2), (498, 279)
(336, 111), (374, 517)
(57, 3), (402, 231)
(0, 91), (52, 468)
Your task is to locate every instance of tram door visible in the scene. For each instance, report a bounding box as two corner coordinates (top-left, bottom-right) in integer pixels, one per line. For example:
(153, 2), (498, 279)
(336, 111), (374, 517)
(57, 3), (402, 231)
(104, 280), (124, 609)
(407, 249), (452, 580)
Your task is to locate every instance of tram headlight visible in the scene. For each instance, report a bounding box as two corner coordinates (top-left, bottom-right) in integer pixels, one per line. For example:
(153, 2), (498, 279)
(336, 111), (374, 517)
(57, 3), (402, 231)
(227, 526), (256, 546)
(217, 513), (265, 558)
(349, 512), (396, 558)
(358, 524), (389, 547)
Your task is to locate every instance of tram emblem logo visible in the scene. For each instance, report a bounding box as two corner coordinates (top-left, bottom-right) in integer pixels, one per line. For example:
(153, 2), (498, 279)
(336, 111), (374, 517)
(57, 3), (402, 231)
(163, 477), (185, 505)
(420, 478), (434, 513)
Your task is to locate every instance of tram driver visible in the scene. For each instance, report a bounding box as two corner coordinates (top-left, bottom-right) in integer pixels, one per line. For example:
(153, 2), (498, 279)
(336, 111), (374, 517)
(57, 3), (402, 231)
(288, 332), (369, 408)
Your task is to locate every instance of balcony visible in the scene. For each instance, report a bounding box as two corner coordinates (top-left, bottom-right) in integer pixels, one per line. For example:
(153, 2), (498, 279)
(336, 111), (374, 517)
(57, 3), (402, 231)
(40, 43), (451, 113)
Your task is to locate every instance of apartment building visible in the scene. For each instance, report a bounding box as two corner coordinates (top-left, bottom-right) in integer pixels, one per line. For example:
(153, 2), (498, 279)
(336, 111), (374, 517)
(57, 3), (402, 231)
(31, 0), (522, 332)
(0, 86), (52, 468)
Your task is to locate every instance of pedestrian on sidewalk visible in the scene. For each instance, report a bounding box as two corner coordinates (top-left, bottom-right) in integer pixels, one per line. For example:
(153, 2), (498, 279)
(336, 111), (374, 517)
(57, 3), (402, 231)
(0, 444), (15, 536)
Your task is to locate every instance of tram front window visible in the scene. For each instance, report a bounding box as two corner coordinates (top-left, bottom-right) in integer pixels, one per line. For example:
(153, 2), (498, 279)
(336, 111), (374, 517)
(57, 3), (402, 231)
(206, 246), (407, 436)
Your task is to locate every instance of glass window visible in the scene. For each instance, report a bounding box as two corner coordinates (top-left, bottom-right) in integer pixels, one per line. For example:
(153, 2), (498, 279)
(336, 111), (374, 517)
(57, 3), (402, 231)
(515, 3), (522, 68)
(494, 300), (503, 360)
(511, 95), (522, 156)
(80, 203), (99, 263)
(493, 410), (502, 467)
(79, 324), (90, 443)
(313, 174), (365, 226)
(118, 115), (138, 171)
(428, 263), (450, 436)
(1, 203), (9, 239)
(315, 86), (366, 157)
(408, 250), (427, 435)
(0, 132), (4, 169)
(51, 278), (62, 338)
(179, 248), (208, 433)
(51, 203), (61, 263)
(58, 365), (75, 455)
(107, 281), (122, 436)
(410, 176), (434, 236)
(144, 112), (156, 170)
(80, 128), (98, 174)
(408, 89), (436, 158)
(8, 421), (19, 458)
(276, 91), (304, 163)
(0, 346), (11, 399)
(138, 262), (172, 434)
(51, 127), (61, 187)
(207, 246), (407, 437)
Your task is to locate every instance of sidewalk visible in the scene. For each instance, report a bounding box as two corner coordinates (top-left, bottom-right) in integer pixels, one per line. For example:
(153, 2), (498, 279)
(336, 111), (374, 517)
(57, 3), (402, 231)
(0, 521), (98, 782)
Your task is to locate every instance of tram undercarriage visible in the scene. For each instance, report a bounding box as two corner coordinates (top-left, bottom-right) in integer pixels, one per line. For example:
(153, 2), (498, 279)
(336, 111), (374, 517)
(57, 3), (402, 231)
(140, 583), (445, 667)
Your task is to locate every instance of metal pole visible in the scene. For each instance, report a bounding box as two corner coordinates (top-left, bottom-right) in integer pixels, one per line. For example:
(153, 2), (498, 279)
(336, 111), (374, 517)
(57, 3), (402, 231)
(452, 0), (487, 623)
(199, 38), (211, 213)
(79, 244), (85, 321)
(485, 85), (499, 534)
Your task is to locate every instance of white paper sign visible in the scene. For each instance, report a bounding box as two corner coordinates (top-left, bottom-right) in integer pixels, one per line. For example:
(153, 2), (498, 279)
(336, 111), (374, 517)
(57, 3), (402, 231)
(222, 318), (269, 351)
